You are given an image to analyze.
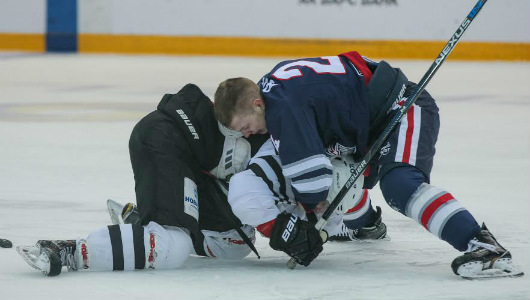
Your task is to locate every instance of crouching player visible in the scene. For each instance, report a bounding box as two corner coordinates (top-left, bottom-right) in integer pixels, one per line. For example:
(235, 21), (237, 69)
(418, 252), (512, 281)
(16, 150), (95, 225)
(17, 84), (266, 276)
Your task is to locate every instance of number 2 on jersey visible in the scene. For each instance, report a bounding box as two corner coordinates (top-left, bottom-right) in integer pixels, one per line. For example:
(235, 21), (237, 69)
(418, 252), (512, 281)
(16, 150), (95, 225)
(271, 56), (346, 80)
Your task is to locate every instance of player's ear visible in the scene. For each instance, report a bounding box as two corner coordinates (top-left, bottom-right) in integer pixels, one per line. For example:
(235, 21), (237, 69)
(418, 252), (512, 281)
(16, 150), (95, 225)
(253, 98), (265, 110)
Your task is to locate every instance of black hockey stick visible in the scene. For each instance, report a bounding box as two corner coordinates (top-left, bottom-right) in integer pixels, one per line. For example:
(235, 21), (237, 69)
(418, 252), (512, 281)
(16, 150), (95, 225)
(287, 0), (488, 269)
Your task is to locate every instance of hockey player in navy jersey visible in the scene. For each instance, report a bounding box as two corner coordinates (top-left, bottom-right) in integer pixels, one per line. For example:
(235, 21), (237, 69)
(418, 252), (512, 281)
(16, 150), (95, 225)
(214, 51), (524, 278)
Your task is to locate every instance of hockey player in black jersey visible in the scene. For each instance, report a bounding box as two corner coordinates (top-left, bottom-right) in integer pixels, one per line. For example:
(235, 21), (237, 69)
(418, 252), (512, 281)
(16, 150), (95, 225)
(17, 84), (270, 276)
(214, 51), (524, 278)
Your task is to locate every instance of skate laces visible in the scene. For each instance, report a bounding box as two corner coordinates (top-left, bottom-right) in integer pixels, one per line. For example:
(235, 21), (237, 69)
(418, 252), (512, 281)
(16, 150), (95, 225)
(466, 238), (498, 253)
(59, 246), (78, 271)
(336, 224), (352, 238)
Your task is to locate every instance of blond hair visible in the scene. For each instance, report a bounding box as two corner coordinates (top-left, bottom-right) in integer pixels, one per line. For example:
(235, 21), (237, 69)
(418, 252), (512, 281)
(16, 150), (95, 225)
(214, 77), (260, 126)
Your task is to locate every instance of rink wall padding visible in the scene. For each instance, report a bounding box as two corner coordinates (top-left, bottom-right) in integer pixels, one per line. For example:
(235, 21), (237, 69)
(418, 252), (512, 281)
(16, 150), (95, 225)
(76, 34), (530, 61)
(0, 0), (529, 61)
(2, 33), (528, 61)
(0, 33), (45, 52)
(45, 0), (77, 52)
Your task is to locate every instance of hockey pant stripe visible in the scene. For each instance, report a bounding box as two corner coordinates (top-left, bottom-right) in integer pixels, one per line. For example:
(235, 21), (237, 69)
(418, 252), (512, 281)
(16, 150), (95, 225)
(132, 224), (145, 269)
(108, 225), (124, 271)
(108, 224), (146, 270)
(405, 183), (466, 238)
(395, 104), (421, 165)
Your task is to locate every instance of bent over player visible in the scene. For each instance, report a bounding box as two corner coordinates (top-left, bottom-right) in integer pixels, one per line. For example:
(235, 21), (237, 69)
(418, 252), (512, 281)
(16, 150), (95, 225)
(213, 51), (524, 279)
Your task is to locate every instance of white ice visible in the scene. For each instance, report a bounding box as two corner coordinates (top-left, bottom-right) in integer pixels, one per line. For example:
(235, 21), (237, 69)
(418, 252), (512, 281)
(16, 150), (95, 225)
(0, 53), (529, 300)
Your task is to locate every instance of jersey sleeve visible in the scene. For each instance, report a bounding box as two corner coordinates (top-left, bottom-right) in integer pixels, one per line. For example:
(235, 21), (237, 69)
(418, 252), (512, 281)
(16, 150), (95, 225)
(269, 103), (333, 210)
(228, 146), (300, 226)
(227, 169), (281, 227)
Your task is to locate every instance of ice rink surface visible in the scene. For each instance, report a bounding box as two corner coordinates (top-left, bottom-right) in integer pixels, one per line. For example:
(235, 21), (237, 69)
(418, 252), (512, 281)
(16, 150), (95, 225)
(0, 52), (529, 300)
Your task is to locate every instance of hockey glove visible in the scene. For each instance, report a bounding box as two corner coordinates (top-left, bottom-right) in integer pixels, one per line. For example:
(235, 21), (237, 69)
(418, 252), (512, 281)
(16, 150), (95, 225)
(269, 212), (324, 267)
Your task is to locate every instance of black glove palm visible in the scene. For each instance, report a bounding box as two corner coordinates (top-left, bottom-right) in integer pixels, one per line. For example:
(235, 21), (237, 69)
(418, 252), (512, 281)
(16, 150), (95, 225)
(269, 212), (324, 267)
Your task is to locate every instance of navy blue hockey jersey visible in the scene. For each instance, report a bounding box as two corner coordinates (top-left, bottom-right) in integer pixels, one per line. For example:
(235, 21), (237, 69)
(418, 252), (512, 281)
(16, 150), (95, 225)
(258, 51), (373, 209)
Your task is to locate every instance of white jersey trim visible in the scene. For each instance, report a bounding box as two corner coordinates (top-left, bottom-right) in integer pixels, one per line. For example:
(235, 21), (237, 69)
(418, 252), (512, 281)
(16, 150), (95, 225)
(283, 154), (332, 178)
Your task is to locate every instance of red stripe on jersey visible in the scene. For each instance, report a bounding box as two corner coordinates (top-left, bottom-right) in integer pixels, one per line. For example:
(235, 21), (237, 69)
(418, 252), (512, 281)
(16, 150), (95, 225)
(402, 105), (415, 163)
(257, 218), (276, 238)
(421, 193), (455, 229)
(346, 189), (368, 214)
(338, 51), (373, 85)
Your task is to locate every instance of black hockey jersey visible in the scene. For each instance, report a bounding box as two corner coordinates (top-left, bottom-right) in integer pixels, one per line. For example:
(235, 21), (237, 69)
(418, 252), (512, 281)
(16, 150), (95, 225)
(130, 84), (268, 241)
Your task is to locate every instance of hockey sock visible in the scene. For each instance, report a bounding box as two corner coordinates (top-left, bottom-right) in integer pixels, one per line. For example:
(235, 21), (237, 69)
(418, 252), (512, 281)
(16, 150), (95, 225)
(381, 166), (480, 251)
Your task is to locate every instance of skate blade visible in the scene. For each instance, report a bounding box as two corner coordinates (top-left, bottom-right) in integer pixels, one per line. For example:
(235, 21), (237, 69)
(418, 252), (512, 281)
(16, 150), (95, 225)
(328, 235), (391, 242)
(107, 199), (125, 225)
(354, 235), (391, 242)
(458, 258), (525, 280)
(16, 246), (40, 270)
(461, 269), (525, 280)
(16, 245), (51, 274)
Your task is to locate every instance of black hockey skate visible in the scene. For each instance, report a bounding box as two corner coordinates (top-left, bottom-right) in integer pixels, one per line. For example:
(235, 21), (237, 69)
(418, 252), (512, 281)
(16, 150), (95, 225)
(451, 223), (524, 279)
(17, 240), (78, 276)
(121, 202), (141, 225)
(328, 206), (388, 241)
(107, 199), (140, 225)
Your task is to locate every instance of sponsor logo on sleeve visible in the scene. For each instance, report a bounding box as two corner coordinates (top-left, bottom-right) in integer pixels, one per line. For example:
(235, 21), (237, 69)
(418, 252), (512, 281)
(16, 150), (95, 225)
(176, 109), (199, 140)
(183, 177), (199, 220)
